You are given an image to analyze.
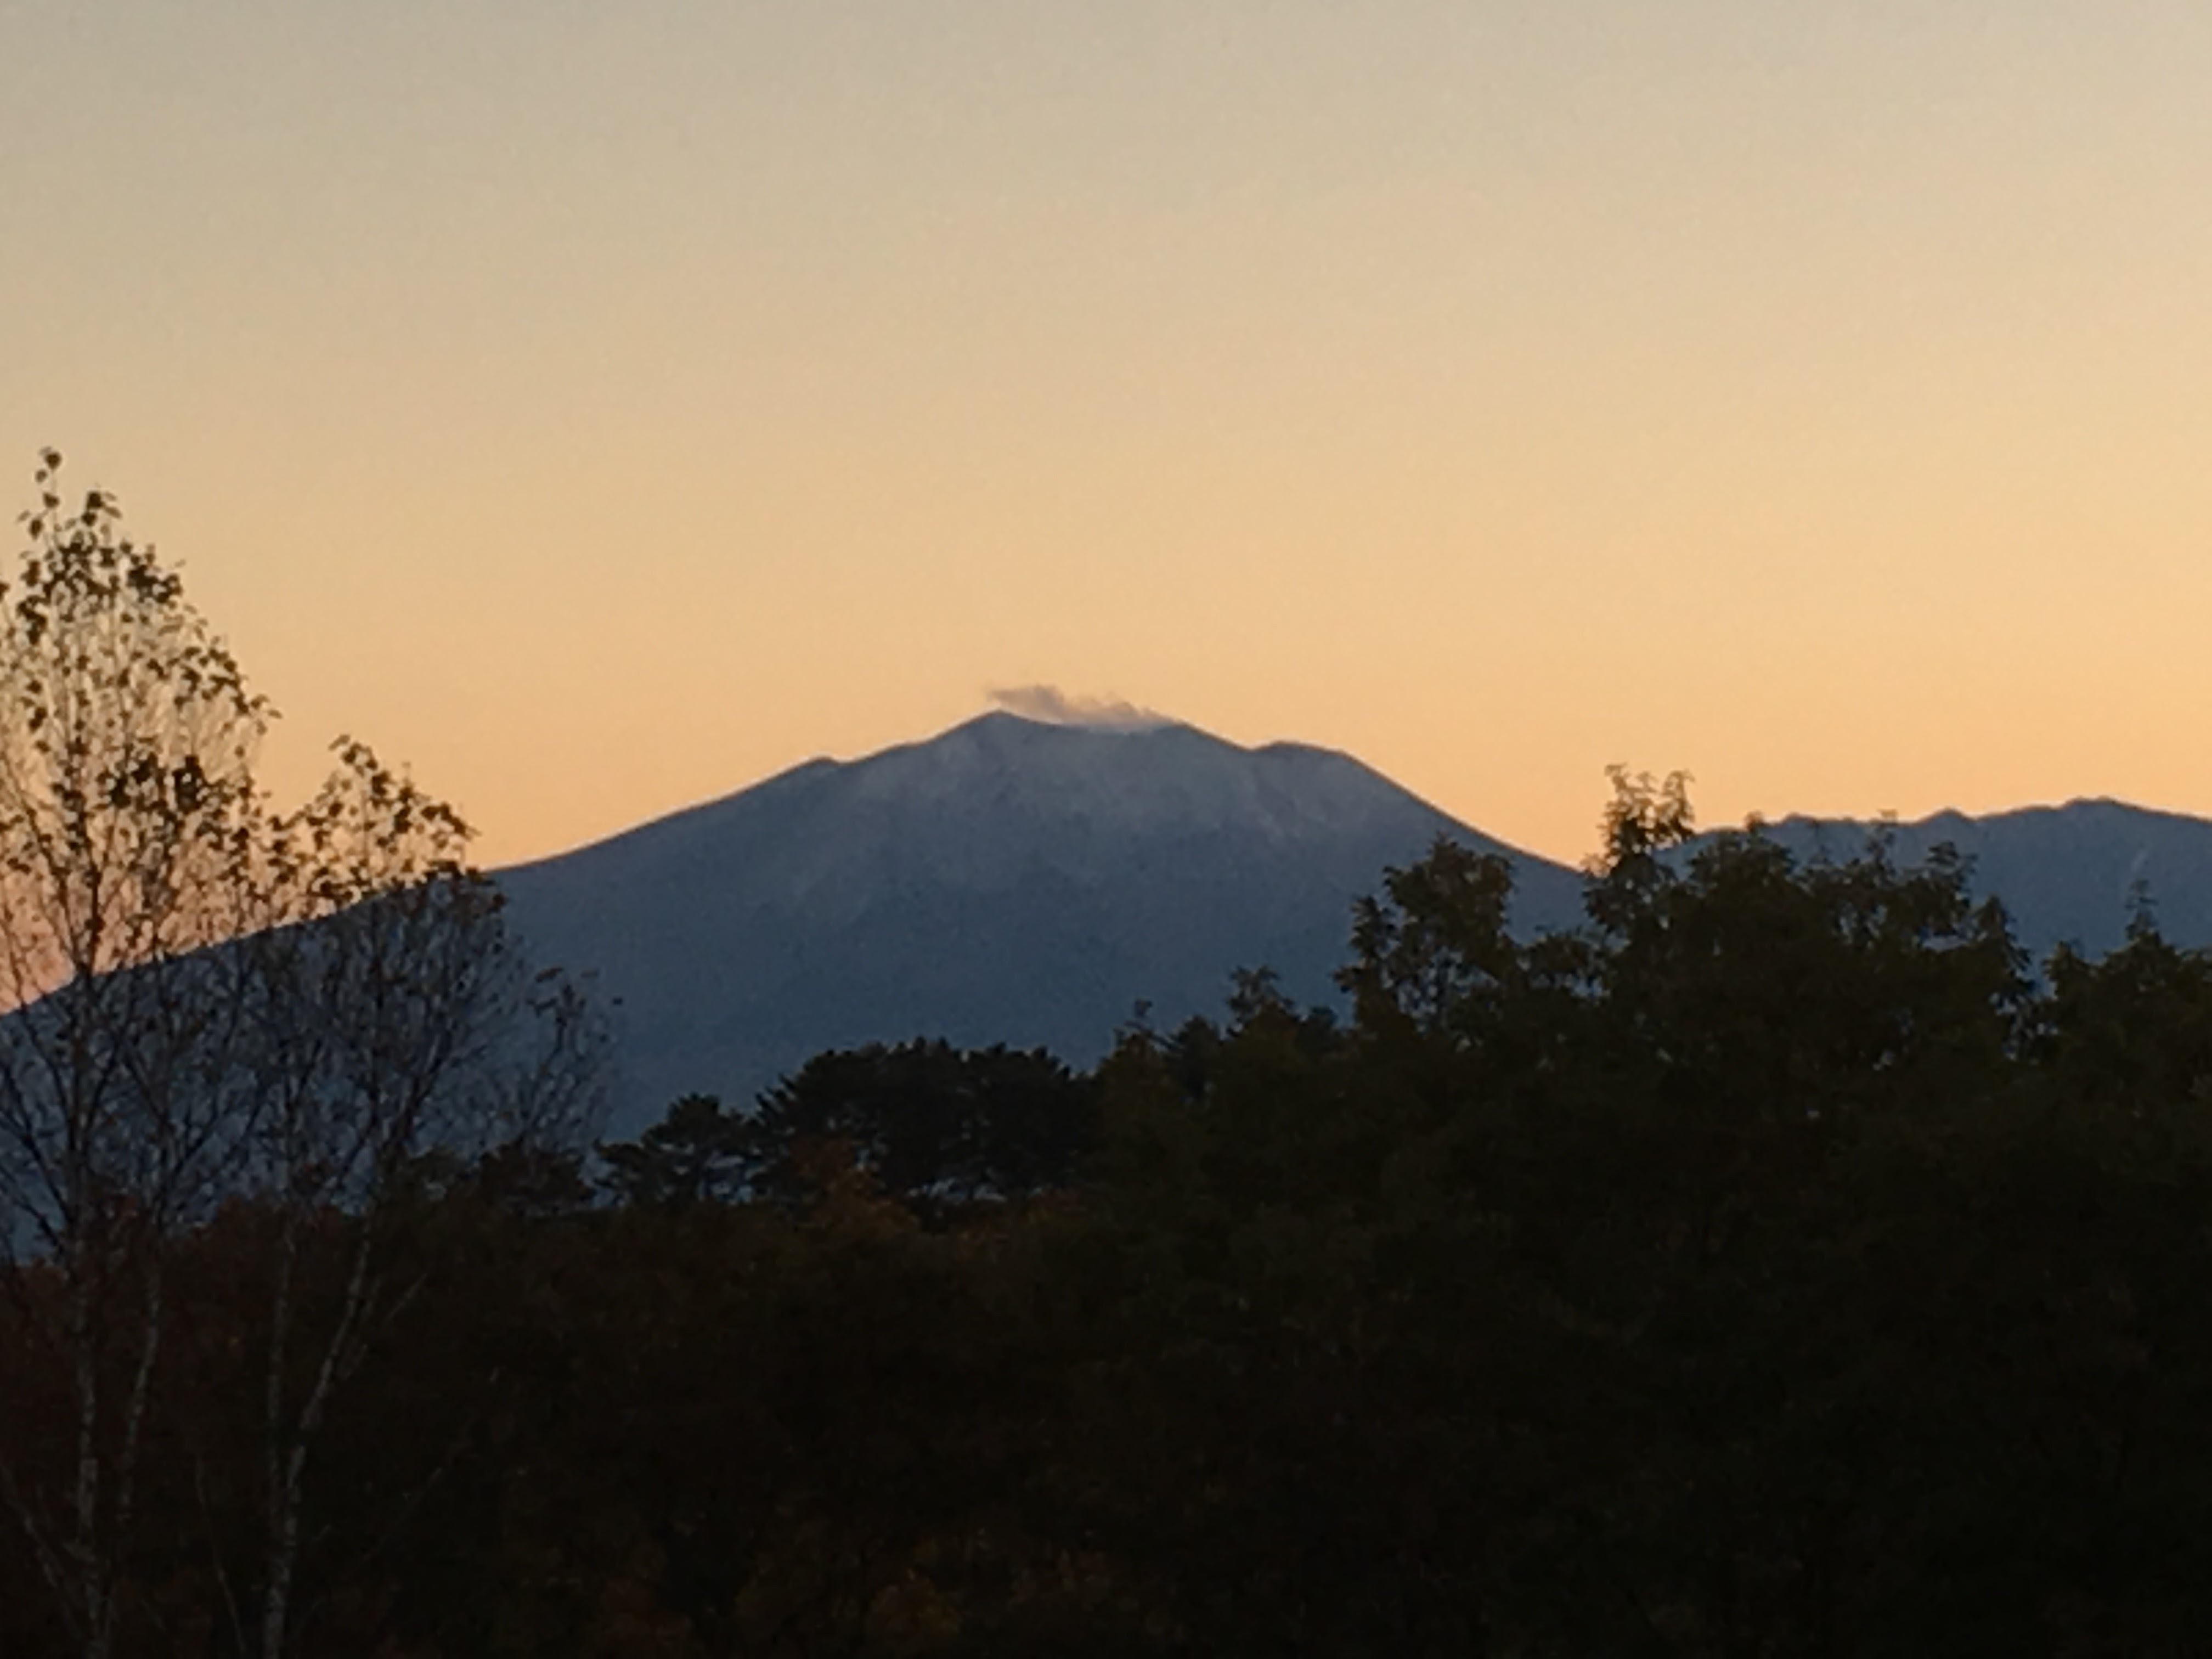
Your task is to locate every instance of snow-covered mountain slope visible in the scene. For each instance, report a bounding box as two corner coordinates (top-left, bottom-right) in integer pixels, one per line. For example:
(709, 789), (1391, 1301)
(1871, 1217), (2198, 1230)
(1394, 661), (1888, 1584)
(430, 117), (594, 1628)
(1725, 800), (2212, 966)
(494, 713), (1584, 1132)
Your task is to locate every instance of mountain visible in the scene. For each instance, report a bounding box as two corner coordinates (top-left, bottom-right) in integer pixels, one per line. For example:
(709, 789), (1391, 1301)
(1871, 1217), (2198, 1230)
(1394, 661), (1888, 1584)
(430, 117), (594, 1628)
(1723, 799), (2212, 966)
(494, 713), (1584, 1132)
(495, 712), (2212, 1135)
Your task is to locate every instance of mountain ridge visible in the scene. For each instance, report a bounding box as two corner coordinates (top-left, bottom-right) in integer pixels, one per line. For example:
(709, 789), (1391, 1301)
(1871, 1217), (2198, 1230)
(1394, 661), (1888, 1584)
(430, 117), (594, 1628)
(494, 712), (1580, 1131)
(494, 715), (2212, 1132)
(1726, 796), (2212, 962)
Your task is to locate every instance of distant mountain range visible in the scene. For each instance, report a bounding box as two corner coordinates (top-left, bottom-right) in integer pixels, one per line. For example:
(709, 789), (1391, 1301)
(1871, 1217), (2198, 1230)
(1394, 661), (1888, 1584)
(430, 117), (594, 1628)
(1723, 802), (2212, 962)
(494, 714), (2212, 1133)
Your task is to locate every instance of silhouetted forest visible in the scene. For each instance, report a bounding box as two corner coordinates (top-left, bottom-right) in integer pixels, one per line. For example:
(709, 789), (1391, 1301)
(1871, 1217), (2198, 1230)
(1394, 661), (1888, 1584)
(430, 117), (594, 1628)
(11, 765), (2212, 1655)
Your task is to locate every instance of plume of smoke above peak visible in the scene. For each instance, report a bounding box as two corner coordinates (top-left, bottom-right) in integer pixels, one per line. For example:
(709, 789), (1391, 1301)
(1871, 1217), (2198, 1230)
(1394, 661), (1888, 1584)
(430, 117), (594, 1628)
(986, 684), (1171, 731)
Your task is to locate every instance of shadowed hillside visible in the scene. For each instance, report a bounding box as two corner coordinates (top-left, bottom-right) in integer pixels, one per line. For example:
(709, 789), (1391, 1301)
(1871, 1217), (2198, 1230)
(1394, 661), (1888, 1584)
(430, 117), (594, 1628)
(496, 712), (1584, 1131)
(1736, 798), (2212, 963)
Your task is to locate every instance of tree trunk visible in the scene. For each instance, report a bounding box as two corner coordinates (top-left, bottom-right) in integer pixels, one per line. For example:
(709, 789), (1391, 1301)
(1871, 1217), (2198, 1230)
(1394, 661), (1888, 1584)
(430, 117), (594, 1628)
(261, 1209), (376, 1659)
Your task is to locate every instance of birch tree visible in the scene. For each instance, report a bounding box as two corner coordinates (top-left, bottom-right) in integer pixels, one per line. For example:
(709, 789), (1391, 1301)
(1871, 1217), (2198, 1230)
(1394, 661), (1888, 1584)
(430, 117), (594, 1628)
(242, 746), (599, 1656)
(0, 453), (273, 1658)
(0, 453), (599, 1656)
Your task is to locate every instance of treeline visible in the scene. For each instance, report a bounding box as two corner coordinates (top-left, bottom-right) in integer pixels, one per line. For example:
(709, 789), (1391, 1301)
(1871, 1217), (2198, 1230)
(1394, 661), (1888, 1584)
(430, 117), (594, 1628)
(9, 777), (2212, 1654)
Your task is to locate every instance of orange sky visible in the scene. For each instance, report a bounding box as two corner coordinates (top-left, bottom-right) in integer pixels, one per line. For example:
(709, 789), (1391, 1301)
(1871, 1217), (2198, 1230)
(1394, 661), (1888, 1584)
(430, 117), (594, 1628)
(7, 2), (2210, 868)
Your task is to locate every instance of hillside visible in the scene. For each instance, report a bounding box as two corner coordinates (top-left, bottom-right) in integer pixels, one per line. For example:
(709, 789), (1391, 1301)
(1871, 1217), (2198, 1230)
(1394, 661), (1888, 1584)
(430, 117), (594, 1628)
(1733, 799), (2212, 964)
(495, 713), (1583, 1130)
(498, 715), (2212, 1132)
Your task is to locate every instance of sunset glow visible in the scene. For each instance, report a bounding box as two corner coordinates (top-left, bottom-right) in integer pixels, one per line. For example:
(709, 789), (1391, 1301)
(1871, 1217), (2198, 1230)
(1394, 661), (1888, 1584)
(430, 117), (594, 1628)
(8, 2), (2209, 867)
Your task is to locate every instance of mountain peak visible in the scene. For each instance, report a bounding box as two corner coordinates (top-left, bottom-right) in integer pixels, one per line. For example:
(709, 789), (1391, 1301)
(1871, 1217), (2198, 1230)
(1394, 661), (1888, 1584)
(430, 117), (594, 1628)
(980, 685), (1175, 731)
(496, 714), (1576, 1128)
(930, 707), (1205, 748)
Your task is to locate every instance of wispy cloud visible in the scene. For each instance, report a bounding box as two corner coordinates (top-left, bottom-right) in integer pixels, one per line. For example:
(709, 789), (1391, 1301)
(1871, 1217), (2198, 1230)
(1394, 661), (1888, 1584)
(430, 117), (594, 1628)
(986, 684), (1170, 731)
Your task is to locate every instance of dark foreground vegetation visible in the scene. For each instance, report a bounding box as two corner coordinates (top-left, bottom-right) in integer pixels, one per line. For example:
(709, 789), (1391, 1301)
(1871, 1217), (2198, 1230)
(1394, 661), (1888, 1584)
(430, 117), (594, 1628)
(12, 776), (2212, 1654)
(12, 458), (2212, 1654)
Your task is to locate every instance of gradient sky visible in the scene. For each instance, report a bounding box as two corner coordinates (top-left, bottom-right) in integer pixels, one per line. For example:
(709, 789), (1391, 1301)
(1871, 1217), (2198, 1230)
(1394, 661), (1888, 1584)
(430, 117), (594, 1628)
(6, 1), (2210, 868)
